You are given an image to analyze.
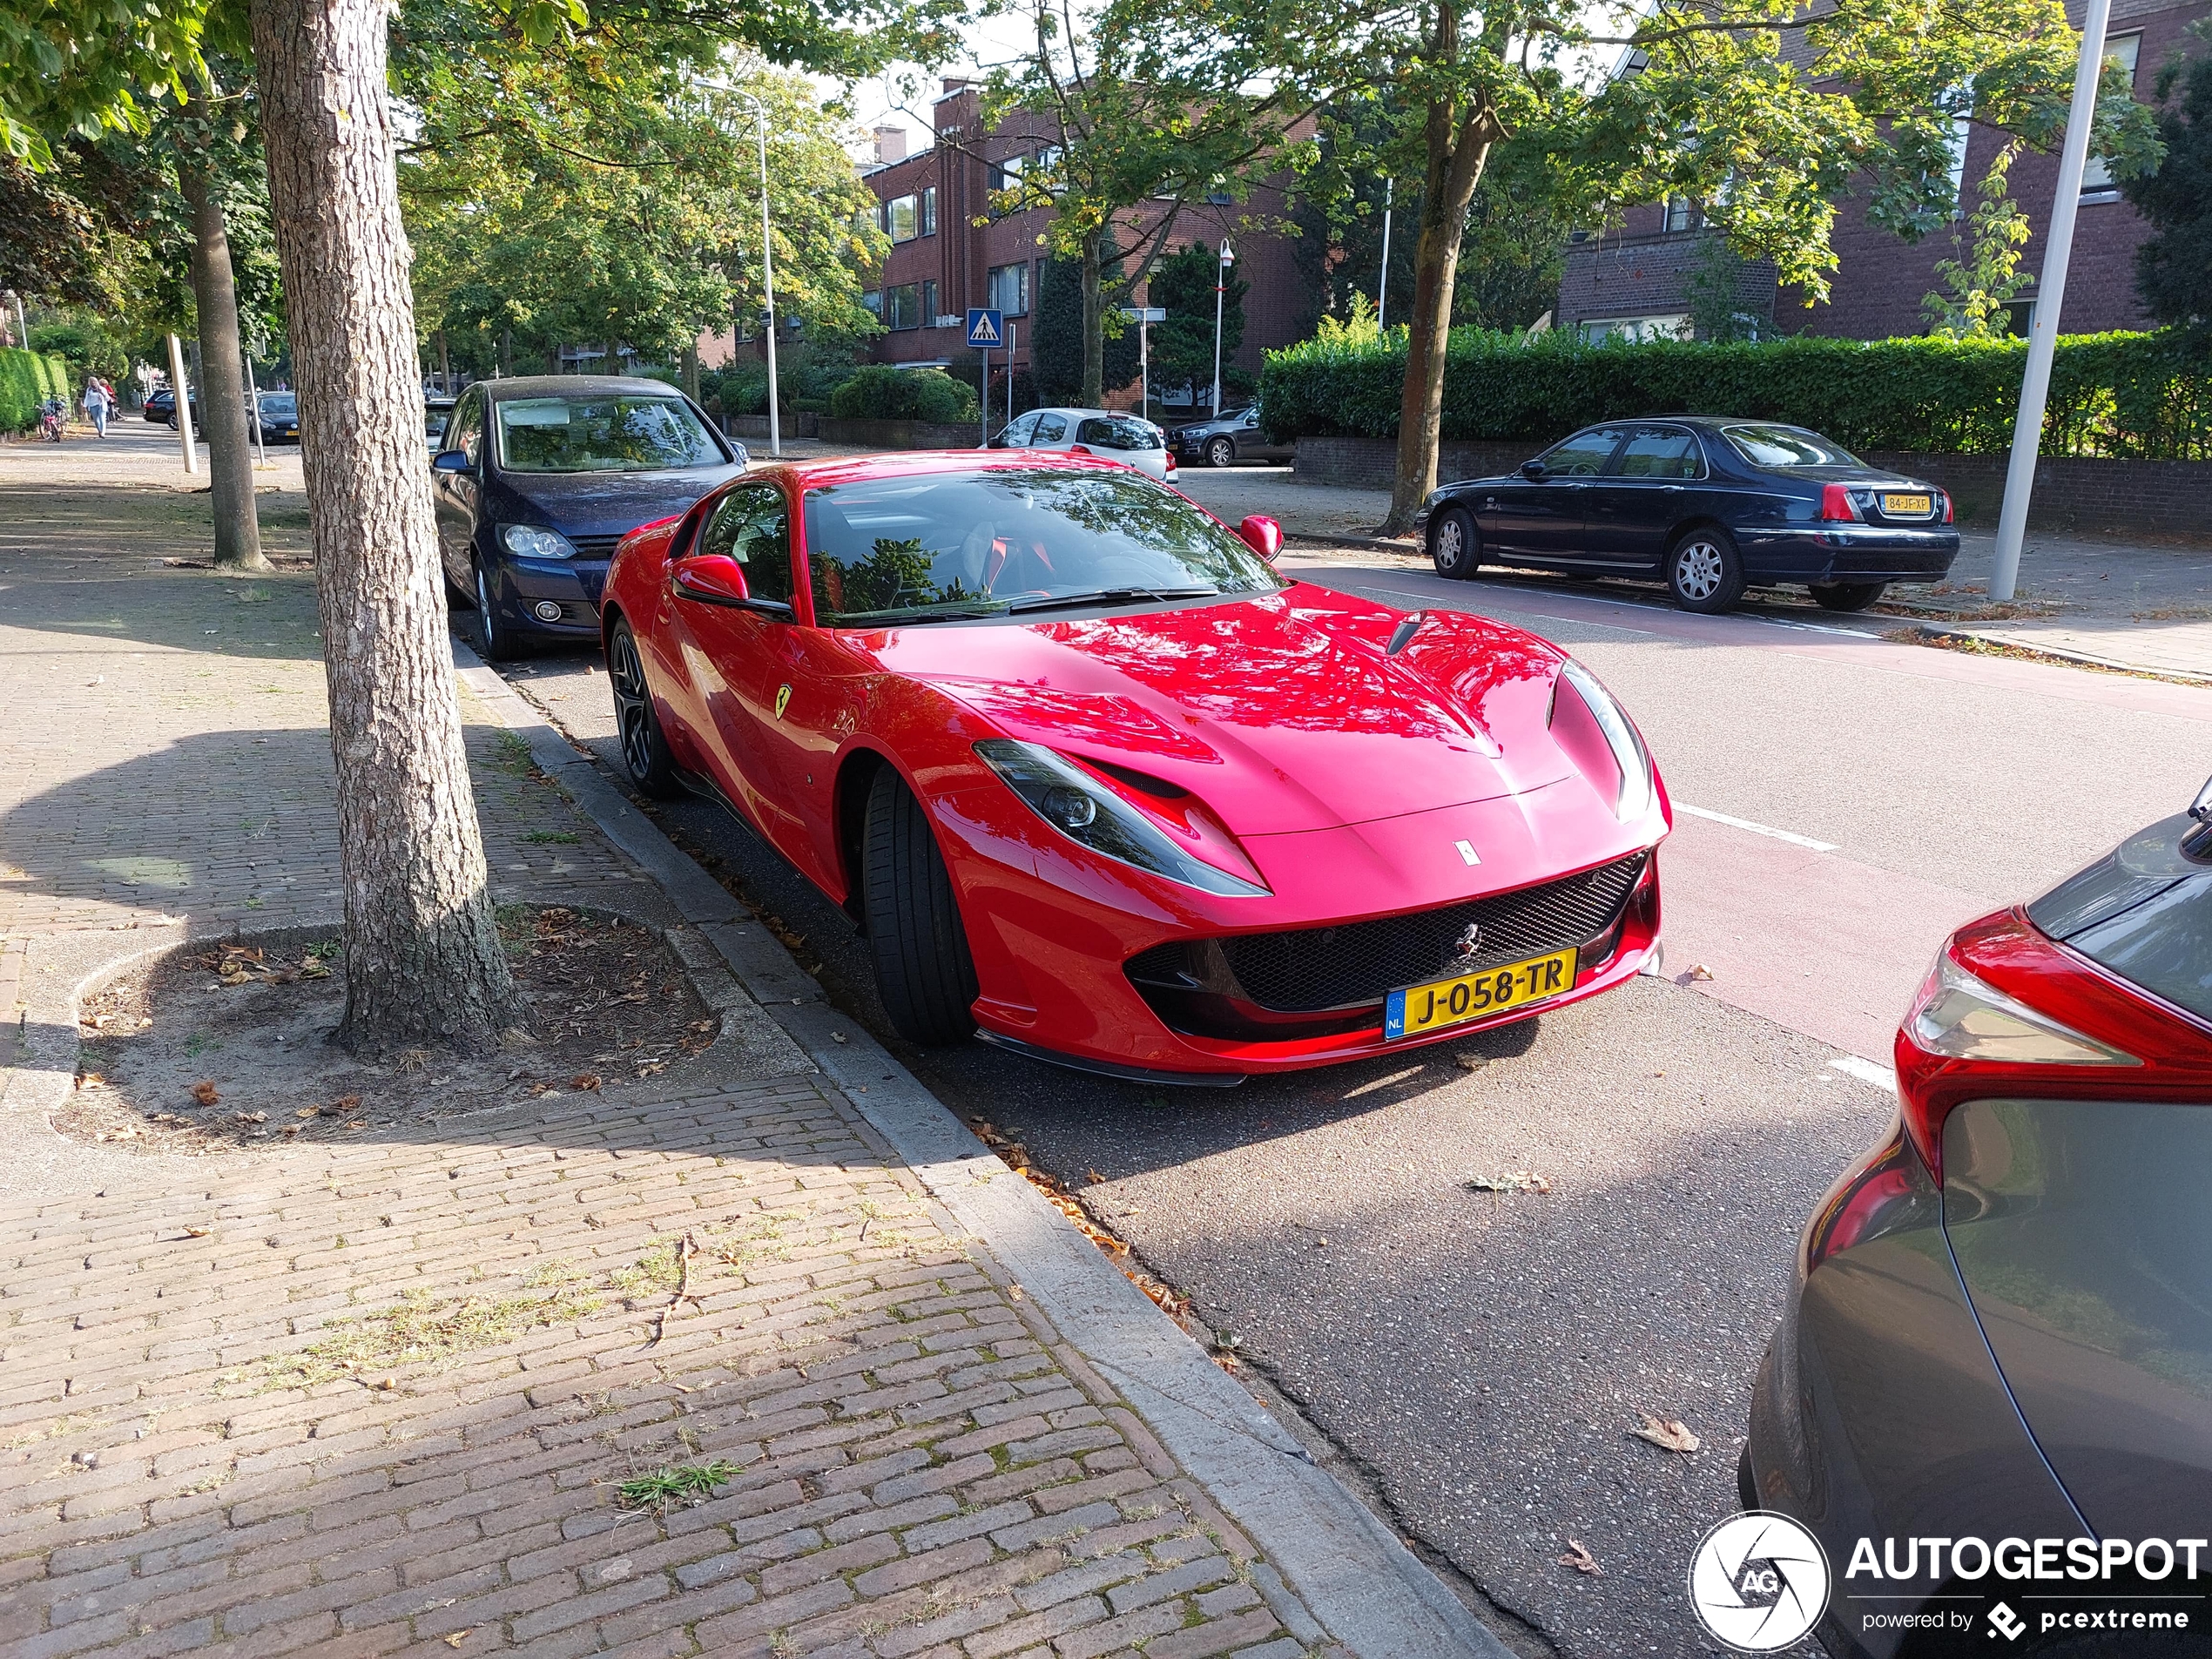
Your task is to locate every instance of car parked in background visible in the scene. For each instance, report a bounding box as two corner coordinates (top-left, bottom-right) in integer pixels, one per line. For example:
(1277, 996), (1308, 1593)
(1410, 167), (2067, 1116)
(253, 392), (299, 444)
(1743, 777), (2212, 1657)
(430, 374), (745, 660)
(989, 408), (1175, 480)
(1169, 406), (1293, 469)
(1422, 418), (1959, 614)
(147, 388), (197, 428)
(426, 395), (455, 453)
(599, 449), (1667, 1081)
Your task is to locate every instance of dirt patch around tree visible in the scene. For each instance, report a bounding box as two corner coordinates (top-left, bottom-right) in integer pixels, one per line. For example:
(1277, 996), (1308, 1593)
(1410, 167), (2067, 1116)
(59, 906), (720, 1153)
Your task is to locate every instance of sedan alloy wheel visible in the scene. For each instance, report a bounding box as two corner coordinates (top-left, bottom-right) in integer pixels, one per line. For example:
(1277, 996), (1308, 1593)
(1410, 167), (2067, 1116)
(1667, 529), (1744, 613)
(1206, 436), (1236, 469)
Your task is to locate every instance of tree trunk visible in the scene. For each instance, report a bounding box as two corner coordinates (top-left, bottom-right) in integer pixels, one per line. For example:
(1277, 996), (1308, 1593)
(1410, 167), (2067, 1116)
(250, 0), (524, 1057)
(682, 340), (699, 401)
(1381, 17), (1500, 535)
(178, 145), (266, 571)
(436, 328), (450, 394)
(1080, 229), (1104, 408)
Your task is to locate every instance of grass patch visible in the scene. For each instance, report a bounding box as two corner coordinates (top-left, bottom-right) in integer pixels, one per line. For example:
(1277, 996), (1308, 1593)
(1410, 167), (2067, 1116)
(493, 730), (535, 774)
(522, 830), (580, 845)
(617, 1460), (742, 1514)
(608, 1237), (686, 1298)
(258, 1270), (606, 1390)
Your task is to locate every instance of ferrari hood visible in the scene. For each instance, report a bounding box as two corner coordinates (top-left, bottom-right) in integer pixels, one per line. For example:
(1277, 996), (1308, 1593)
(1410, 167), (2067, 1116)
(885, 585), (1576, 834)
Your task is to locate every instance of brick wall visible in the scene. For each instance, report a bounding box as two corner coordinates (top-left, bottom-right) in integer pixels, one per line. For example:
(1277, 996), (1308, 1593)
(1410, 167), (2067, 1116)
(1556, 223), (1781, 338)
(1294, 435), (2212, 536)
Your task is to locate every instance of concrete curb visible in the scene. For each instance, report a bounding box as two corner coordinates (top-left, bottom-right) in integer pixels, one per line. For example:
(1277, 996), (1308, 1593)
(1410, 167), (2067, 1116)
(452, 644), (1509, 1659)
(1915, 621), (2212, 685)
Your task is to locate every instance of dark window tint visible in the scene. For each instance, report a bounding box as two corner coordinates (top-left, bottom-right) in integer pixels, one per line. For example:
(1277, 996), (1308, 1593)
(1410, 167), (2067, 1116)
(699, 486), (793, 604)
(800, 466), (1281, 626)
(1075, 415), (1162, 451)
(1611, 427), (1703, 480)
(1539, 428), (1622, 476)
(448, 393), (485, 467)
(1032, 413), (1068, 443)
(2062, 877), (2212, 1025)
(1723, 424), (1864, 469)
(495, 395), (724, 473)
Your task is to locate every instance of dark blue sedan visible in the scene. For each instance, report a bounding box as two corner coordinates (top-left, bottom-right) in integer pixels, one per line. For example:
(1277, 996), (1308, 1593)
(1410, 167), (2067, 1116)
(432, 375), (746, 659)
(1420, 418), (1959, 614)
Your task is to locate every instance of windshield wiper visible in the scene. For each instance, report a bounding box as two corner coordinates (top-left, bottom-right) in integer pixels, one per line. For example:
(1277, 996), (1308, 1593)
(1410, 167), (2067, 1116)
(848, 604), (1010, 625)
(1006, 586), (1219, 615)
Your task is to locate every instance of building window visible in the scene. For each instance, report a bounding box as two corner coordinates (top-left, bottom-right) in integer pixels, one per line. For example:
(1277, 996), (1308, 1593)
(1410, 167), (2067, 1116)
(1662, 197), (1699, 233)
(995, 152), (1025, 191)
(1579, 314), (1692, 344)
(862, 290), (883, 320)
(987, 262), (1029, 317)
(2080, 33), (2141, 196)
(885, 282), (938, 331)
(921, 280), (939, 325)
(880, 186), (939, 243)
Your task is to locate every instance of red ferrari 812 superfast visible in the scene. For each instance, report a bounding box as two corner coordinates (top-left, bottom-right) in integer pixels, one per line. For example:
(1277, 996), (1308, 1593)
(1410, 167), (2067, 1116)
(599, 450), (1670, 1083)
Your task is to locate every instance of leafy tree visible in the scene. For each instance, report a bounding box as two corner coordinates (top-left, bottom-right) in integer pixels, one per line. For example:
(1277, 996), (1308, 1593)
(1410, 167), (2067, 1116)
(2124, 21), (2212, 329)
(1147, 241), (1245, 407)
(1031, 248), (1137, 406)
(1233, 0), (2164, 529)
(1923, 142), (2034, 339)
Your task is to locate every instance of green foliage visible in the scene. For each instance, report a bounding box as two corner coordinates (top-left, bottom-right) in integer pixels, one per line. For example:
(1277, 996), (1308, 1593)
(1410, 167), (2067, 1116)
(1032, 251), (1137, 406)
(1924, 142), (2035, 341)
(2123, 20), (2212, 329)
(0, 347), (71, 431)
(1147, 242), (1245, 396)
(616, 1460), (743, 1514)
(826, 365), (978, 424)
(1683, 237), (1768, 343)
(1258, 327), (2212, 460)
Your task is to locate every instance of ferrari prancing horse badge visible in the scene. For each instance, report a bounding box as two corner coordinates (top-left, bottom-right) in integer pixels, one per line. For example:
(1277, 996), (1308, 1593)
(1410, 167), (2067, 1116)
(774, 684), (792, 719)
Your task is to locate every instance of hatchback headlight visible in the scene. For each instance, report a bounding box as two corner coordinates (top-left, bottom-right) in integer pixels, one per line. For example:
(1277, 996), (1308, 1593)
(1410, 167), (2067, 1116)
(503, 524), (578, 559)
(974, 739), (1268, 897)
(1552, 659), (1654, 823)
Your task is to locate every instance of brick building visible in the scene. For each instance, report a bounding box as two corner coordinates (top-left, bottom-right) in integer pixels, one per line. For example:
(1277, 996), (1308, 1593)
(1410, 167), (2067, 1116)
(710, 80), (1315, 417)
(1556, 0), (2206, 342)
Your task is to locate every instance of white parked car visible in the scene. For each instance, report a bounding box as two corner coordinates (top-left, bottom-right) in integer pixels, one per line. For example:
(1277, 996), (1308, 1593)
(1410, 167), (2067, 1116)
(988, 407), (1176, 481)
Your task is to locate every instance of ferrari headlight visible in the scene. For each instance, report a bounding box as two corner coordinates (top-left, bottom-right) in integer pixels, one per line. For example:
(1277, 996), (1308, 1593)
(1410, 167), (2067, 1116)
(1553, 659), (1654, 823)
(502, 523), (579, 560)
(974, 739), (1269, 898)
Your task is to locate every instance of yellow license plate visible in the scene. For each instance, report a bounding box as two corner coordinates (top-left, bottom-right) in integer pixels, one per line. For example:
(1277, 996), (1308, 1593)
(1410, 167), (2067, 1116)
(1881, 492), (1932, 516)
(1384, 948), (1578, 1040)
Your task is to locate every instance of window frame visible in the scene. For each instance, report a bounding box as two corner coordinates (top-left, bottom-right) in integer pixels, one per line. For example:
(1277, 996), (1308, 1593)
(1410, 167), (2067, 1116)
(1535, 425), (1628, 478)
(698, 482), (795, 605)
(1605, 423), (1708, 482)
(2080, 33), (2142, 197)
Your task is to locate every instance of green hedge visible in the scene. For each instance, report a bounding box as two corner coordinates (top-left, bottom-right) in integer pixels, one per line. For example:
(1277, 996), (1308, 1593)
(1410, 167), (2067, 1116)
(1258, 328), (2212, 460)
(827, 364), (979, 425)
(0, 349), (72, 435)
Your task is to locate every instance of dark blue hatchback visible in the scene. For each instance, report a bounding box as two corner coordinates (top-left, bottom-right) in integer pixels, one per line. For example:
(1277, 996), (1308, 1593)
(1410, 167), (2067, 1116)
(432, 374), (746, 659)
(1420, 417), (1959, 614)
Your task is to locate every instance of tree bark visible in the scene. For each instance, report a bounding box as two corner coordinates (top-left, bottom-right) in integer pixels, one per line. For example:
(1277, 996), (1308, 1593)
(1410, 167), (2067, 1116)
(682, 341), (699, 402)
(178, 140), (269, 572)
(1080, 229), (1104, 408)
(1381, 10), (1500, 535)
(249, 0), (524, 1056)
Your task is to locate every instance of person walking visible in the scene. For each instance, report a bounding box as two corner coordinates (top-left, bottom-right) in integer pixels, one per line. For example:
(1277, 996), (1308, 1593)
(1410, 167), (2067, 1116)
(82, 377), (111, 437)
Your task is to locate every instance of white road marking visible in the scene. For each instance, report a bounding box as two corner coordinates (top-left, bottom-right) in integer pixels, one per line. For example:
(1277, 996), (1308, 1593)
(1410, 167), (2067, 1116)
(1827, 1054), (1898, 1094)
(1674, 804), (1839, 852)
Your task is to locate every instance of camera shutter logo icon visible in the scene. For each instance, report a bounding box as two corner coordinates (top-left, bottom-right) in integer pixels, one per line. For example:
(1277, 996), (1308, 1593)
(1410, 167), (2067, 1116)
(1687, 1511), (1831, 1653)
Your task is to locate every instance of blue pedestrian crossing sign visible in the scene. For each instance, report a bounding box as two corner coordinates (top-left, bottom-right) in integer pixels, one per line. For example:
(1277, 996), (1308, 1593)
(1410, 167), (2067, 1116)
(965, 308), (1005, 348)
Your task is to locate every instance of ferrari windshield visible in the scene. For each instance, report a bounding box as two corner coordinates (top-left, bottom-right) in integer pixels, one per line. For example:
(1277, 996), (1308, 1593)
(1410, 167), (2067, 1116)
(494, 395), (725, 474)
(800, 466), (1284, 626)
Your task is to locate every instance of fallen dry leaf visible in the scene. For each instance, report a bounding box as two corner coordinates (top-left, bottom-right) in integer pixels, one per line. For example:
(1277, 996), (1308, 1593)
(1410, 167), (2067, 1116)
(189, 1081), (220, 1107)
(1684, 963), (1715, 982)
(570, 1073), (602, 1092)
(1467, 1170), (1551, 1195)
(1454, 1052), (1488, 1071)
(1085, 1168), (1105, 1184)
(442, 1631), (471, 1649)
(182, 1226), (212, 1238)
(233, 1111), (267, 1126)
(1631, 1414), (1702, 1455)
(320, 1096), (361, 1116)
(1559, 1541), (1602, 1575)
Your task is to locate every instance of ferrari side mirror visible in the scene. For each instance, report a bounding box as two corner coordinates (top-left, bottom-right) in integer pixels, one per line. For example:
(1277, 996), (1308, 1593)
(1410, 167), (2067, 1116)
(671, 554), (792, 618)
(1238, 515), (1283, 562)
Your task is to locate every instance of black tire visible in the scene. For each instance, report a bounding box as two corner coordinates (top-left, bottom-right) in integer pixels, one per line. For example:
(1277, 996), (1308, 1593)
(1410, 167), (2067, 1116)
(607, 620), (684, 799)
(1809, 580), (1887, 612)
(1204, 435), (1236, 469)
(1737, 1443), (1759, 1511)
(472, 558), (520, 663)
(863, 767), (979, 1047)
(1666, 526), (1745, 614)
(1428, 505), (1481, 580)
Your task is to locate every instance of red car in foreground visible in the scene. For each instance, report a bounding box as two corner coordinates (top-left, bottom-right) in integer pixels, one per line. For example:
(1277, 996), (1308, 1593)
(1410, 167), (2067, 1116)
(600, 450), (1669, 1082)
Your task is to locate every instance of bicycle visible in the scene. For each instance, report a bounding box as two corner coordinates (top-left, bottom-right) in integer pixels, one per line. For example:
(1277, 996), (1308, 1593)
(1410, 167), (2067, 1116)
(38, 398), (65, 442)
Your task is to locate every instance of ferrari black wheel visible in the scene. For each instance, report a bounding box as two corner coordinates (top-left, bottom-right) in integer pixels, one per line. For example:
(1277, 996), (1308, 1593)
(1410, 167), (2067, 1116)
(608, 620), (683, 799)
(863, 767), (979, 1047)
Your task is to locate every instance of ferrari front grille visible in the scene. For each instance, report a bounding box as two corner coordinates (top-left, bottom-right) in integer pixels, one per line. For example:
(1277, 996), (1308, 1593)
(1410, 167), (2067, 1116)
(1125, 852), (1649, 1022)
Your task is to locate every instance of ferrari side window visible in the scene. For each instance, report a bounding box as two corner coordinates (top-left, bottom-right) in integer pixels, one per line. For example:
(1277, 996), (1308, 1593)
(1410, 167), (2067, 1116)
(701, 486), (793, 604)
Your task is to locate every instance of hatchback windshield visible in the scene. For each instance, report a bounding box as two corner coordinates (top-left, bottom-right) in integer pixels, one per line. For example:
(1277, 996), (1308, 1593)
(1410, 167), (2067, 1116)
(1723, 424), (1863, 469)
(495, 395), (724, 474)
(259, 394), (296, 415)
(1074, 415), (1163, 452)
(801, 466), (1283, 626)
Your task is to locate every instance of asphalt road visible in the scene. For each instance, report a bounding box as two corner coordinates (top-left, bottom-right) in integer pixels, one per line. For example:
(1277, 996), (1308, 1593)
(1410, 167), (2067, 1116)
(477, 502), (2212, 1657)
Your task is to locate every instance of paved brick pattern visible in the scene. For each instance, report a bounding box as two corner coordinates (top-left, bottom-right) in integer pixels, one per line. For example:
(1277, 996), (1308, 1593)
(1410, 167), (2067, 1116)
(0, 455), (1325, 1657)
(0, 1080), (1316, 1658)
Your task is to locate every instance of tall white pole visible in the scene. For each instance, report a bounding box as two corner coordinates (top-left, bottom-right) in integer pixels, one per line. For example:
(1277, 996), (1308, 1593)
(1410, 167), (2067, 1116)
(1211, 240), (1232, 417)
(750, 102), (781, 459)
(1007, 320), (1017, 429)
(245, 350), (266, 468)
(1139, 314), (1149, 422)
(1989, 0), (2110, 603)
(165, 332), (197, 476)
(1377, 178), (1394, 331)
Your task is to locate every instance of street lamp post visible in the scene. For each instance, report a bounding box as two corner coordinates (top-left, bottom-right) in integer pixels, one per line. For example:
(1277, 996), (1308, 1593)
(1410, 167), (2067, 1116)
(1989, 0), (2111, 602)
(1210, 240), (1233, 418)
(702, 80), (782, 458)
(1377, 178), (1394, 331)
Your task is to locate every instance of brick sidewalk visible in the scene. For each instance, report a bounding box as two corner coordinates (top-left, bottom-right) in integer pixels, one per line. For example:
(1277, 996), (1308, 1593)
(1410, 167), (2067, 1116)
(0, 470), (1332, 1656)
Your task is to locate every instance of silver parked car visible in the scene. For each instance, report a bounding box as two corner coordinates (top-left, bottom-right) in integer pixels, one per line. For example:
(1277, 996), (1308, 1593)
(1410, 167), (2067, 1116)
(989, 408), (1174, 480)
(1169, 406), (1292, 468)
